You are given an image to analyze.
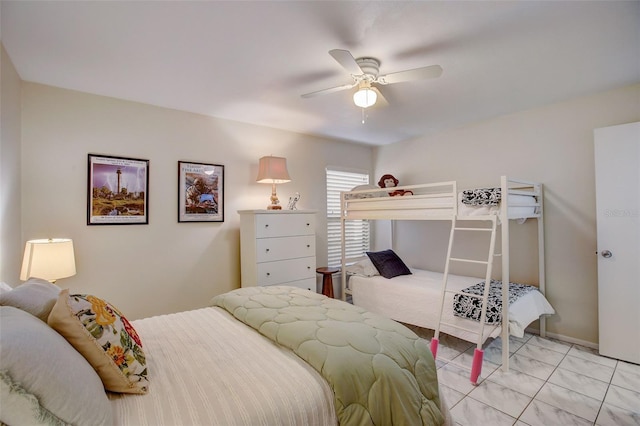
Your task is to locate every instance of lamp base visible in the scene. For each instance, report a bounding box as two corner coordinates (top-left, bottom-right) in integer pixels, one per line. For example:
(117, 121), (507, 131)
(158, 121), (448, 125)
(267, 183), (282, 210)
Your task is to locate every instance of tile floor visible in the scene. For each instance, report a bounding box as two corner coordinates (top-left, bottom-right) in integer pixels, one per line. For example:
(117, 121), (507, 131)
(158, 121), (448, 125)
(406, 326), (640, 425)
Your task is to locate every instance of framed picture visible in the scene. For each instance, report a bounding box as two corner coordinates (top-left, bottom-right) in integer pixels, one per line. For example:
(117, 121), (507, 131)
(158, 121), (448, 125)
(178, 161), (224, 222)
(87, 154), (149, 225)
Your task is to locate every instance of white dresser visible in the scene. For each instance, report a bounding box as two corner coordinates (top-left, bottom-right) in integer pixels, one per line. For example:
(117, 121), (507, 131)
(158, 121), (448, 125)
(238, 210), (317, 291)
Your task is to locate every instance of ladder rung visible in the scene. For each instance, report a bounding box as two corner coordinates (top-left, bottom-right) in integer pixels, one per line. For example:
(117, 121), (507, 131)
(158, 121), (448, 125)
(450, 258), (489, 265)
(508, 203), (540, 207)
(508, 189), (538, 196)
(454, 227), (493, 232)
(440, 321), (483, 334)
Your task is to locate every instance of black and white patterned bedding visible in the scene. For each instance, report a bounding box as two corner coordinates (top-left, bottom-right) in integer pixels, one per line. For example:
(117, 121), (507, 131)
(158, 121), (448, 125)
(453, 280), (536, 323)
(460, 187), (501, 206)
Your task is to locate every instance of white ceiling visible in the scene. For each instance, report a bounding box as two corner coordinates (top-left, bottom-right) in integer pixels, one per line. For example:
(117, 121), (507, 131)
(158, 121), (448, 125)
(2, 1), (639, 146)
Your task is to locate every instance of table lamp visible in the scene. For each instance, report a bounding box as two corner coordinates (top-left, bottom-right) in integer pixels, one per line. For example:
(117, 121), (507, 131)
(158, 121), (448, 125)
(256, 156), (291, 210)
(20, 238), (76, 283)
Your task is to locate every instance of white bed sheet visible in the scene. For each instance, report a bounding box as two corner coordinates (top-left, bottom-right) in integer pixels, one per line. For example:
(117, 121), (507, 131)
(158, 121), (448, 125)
(110, 304), (454, 426)
(109, 307), (338, 426)
(350, 269), (554, 343)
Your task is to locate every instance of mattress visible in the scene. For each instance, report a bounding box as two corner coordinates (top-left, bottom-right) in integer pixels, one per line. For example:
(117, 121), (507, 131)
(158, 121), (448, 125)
(343, 191), (538, 221)
(458, 193), (538, 220)
(108, 307), (338, 426)
(350, 269), (554, 343)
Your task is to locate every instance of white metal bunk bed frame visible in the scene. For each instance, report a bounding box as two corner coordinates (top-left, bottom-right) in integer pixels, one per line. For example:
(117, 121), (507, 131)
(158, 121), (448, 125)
(340, 176), (545, 384)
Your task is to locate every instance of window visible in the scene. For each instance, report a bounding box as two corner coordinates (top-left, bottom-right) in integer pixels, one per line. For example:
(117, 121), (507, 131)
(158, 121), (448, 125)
(326, 168), (370, 268)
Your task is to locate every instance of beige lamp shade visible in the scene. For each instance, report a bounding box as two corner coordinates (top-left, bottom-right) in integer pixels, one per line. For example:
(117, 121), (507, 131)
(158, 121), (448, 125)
(256, 156), (291, 210)
(20, 238), (76, 282)
(256, 156), (291, 183)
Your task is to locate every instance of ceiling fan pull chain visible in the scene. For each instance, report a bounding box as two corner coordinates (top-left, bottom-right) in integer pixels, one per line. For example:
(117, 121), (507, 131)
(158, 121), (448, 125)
(361, 108), (366, 124)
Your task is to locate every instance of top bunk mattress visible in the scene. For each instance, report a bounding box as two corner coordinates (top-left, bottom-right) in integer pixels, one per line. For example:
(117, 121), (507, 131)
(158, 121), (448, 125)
(458, 193), (539, 219)
(342, 178), (541, 221)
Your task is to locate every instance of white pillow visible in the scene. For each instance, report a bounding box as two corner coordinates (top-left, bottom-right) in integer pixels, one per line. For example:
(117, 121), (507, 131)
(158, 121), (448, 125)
(0, 306), (113, 425)
(345, 258), (380, 277)
(0, 278), (60, 322)
(344, 184), (389, 199)
(0, 282), (13, 294)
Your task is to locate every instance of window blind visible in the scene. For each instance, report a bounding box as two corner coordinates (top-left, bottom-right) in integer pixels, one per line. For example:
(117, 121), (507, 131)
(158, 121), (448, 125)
(326, 169), (370, 267)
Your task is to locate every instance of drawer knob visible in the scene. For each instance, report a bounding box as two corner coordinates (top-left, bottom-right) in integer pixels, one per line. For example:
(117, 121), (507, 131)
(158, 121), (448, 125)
(306, 223), (310, 226)
(306, 244), (310, 248)
(265, 224), (269, 228)
(266, 248), (270, 252)
(266, 272), (270, 276)
(307, 266), (311, 269)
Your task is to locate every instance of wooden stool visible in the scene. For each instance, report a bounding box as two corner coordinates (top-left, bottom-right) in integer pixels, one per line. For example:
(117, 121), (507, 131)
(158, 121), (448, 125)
(316, 267), (339, 299)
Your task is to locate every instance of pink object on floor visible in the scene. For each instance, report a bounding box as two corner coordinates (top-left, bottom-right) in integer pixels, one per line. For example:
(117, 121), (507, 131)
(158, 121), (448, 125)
(430, 338), (439, 359)
(470, 348), (484, 385)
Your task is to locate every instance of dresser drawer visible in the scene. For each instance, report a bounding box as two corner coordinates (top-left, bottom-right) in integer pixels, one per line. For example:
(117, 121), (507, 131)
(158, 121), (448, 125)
(255, 214), (315, 238)
(256, 257), (315, 286)
(256, 235), (315, 263)
(275, 278), (316, 292)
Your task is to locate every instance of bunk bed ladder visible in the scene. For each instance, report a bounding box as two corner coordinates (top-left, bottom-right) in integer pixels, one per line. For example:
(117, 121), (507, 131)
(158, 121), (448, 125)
(430, 215), (499, 385)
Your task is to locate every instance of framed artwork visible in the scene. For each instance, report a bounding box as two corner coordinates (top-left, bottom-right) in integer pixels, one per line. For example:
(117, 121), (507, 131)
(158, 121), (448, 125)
(87, 154), (149, 225)
(178, 161), (224, 223)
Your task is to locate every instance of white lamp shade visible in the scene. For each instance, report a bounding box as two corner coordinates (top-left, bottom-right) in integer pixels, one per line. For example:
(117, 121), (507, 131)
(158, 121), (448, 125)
(353, 88), (377, 108)
(256, 156), (291, 183)
(20, 238), (76, 282)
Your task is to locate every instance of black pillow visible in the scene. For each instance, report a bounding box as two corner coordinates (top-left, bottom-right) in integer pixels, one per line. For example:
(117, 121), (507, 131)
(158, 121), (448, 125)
(366, 249), (412, 279)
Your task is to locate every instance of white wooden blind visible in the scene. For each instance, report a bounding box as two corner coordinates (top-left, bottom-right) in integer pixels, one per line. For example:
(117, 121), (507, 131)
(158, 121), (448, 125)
(326, 169), (370, 267)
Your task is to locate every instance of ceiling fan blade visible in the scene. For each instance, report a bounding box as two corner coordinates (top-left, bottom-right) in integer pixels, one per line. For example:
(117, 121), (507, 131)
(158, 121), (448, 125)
(329, 49), (363, 75)
(301, 82), (357, 98)
(371, 86), (389, 107)
(377, 64), (443, 85)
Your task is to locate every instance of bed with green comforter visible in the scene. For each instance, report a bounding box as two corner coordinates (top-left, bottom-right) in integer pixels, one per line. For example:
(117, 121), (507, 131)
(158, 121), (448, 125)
(211, 286), (445, 426)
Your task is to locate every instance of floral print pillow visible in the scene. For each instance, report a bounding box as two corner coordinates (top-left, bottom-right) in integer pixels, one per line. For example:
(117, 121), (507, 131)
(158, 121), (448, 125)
(48, 289), (148, 394)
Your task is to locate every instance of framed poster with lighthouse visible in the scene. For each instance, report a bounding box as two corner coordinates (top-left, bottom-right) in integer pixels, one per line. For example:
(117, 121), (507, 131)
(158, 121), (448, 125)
(87, 154), (149, 225)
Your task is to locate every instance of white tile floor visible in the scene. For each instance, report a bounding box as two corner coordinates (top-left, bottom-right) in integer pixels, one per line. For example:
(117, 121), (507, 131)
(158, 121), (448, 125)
(406, 326), (640, 426)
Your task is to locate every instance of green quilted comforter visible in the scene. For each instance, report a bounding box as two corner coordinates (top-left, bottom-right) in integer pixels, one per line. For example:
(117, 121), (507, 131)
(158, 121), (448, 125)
(210, 286), (444, 426)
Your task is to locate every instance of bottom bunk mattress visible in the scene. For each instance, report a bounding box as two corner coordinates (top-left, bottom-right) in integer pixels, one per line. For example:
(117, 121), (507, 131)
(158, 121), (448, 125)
(350, 269), (555, 343)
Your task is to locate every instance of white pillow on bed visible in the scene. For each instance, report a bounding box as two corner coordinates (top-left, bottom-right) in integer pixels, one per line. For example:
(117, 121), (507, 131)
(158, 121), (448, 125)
(0, 306), (113, 425)
(0, 282), (13, 294)
(344, 184), (388, 199)
(345, 258), (380, 277)
(0, 278), (61, 322)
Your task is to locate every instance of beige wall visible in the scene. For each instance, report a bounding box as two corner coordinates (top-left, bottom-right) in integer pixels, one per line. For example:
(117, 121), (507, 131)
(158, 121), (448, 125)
(8, 62), (640, 346)
(373, 83), (640, 346)
(19, 83), (373, 319)
(0, 44), (23, 284)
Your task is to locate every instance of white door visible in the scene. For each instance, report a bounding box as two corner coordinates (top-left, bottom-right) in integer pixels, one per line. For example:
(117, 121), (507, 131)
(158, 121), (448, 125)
(594, 122), (640, 364)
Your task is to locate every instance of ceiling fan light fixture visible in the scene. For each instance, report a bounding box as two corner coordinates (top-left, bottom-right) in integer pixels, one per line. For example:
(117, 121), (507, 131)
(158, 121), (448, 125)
(353, 85), (377, 108)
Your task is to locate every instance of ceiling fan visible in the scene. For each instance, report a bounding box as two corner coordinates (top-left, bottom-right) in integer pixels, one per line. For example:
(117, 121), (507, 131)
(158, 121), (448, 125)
(301, 49), (443, 108)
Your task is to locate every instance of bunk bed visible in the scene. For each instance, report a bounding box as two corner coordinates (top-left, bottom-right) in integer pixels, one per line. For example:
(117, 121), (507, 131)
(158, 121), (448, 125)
(340, 176), (554, 384)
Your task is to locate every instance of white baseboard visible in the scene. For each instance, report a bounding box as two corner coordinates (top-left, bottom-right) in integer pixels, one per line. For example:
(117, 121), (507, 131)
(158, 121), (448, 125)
(525, 327), (598, 350)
